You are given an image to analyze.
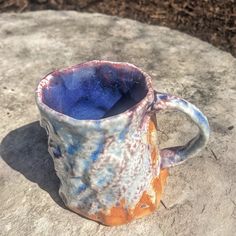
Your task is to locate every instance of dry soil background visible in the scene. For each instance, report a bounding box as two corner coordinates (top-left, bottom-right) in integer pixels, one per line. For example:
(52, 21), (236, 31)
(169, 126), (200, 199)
(0, 0), (236, 57)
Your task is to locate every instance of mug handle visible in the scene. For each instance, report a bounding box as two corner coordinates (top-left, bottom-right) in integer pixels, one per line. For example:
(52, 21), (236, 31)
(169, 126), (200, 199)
(152, 91), (210, 169)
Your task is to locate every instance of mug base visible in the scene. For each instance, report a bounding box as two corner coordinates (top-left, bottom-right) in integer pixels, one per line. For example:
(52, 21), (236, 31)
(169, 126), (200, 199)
(67, 168), (168, 226)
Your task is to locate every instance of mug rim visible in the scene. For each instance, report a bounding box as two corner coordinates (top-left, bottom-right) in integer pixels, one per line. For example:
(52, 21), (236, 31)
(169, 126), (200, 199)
(35, 60), (154, 125)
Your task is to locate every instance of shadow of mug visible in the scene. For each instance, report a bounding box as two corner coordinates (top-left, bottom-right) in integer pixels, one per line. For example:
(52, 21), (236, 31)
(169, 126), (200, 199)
(0, 121), (66, 209)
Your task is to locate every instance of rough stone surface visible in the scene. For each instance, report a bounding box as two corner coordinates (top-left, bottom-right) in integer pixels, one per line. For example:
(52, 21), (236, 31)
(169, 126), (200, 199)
(0, 11), (235, 236)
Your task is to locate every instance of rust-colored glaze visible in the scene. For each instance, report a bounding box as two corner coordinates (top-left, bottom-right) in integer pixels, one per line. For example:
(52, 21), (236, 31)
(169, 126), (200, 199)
(132, 191), (156, 219)
(147, 115), (159, 167)
(152, 168), (168, 205)
(98, 199), (132, 226)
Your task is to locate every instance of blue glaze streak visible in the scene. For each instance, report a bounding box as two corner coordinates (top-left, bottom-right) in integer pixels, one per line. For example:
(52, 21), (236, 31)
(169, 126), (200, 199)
(76, 183), (87, 194)
(90, 140), (105, 162)
(118, 126), (129, 141)
(179, 99), (188, 106)
(105, 193), (113, 203)
(158, 93), (168, 101)
(90, 121), (105, 162)
(95, 165), (114, 188)
(67, 144), (79, 155)
(97, 177), (106, 186)
(194, 109), (208, 125)
(83, 159), (90, 172)
(53, 145), (62, 158)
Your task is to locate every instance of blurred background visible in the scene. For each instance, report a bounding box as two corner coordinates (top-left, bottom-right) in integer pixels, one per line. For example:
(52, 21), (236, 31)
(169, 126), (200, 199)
(1, 0), (235, 57)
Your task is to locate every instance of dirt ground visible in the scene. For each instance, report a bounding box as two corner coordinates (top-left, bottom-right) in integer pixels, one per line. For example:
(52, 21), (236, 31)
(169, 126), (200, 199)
(0, 0), (236, 57)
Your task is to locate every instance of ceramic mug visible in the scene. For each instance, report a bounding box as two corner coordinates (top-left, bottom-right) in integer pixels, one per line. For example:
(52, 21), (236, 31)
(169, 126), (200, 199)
(36, 60), (209, 226)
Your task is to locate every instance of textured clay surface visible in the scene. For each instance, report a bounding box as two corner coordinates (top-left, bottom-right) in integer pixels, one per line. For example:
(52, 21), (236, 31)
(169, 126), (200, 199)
(0, 11), (236, 236)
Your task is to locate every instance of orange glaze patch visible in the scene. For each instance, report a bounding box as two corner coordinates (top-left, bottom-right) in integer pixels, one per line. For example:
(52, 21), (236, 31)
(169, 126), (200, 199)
(152, 168), (168, 206)
(147, 115), (159, 167)
(97, 199), (132, 226)
(132, 191), (156, 219)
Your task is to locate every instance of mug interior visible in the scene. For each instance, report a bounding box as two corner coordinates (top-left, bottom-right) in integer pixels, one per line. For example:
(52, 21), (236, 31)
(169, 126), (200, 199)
(41, 62), (148, 120)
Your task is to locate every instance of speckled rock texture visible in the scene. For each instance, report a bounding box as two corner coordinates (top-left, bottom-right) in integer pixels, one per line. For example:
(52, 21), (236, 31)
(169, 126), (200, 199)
(0, 11), (235, 236)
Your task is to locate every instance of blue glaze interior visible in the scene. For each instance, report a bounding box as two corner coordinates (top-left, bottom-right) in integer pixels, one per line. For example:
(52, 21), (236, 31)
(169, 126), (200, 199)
(42, 63), (148, 120)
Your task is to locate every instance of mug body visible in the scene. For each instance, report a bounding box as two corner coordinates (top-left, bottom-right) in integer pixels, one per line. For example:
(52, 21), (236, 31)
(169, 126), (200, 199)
(36, 61), (168, 226)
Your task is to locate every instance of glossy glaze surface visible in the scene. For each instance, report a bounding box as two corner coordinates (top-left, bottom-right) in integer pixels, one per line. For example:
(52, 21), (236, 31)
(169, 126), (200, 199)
(36, 60), (209, 226)
(36, 61), (167, 225)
